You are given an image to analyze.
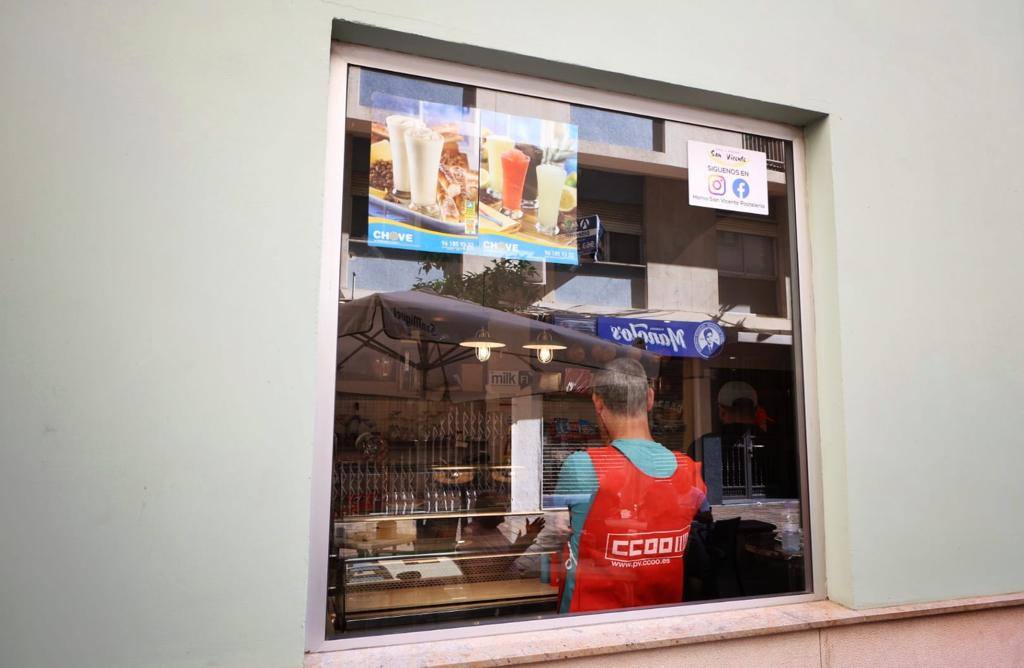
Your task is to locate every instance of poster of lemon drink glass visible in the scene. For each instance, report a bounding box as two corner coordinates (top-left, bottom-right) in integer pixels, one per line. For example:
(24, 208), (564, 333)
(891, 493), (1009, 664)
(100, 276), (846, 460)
(477, 110), (579, 264)
(367, 94), (579, 265)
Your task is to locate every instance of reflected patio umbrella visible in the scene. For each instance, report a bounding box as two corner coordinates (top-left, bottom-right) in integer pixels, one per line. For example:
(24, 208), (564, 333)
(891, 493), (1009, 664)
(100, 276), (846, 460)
(337, 289), (660, 400)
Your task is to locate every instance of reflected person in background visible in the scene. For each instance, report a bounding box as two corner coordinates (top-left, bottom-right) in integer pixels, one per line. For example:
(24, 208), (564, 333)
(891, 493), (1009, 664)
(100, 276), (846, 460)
(689, 381), (766, 506)
(717, 380), (759, 431)
(684, 381), (766, 599)
(514, 358), (707, 613)
(701, 381), (789, 498)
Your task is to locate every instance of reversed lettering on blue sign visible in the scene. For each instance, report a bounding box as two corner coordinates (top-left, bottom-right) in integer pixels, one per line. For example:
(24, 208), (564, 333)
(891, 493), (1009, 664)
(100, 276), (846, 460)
(597, 317), (726, 359)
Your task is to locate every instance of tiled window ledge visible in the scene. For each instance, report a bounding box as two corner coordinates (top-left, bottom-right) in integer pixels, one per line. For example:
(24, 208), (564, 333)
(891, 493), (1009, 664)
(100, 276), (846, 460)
(307, 592), (1024, 667)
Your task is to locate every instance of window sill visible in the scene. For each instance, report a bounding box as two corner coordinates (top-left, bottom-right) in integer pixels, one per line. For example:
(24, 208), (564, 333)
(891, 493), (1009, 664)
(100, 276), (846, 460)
(305, 592), (1024, 667)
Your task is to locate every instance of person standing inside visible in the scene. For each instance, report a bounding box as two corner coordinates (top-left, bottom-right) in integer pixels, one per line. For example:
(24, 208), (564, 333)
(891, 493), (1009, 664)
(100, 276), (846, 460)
(548, 358), (707, 614)
(703, 381), (792, 500)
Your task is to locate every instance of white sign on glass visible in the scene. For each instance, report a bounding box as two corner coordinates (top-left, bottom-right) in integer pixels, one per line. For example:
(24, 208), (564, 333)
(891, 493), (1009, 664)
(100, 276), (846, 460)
(687, 140), (769, 215)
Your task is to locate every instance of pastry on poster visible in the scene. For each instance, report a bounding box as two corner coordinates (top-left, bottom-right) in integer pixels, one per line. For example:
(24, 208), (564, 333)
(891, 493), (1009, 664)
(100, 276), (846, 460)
(369, 121), (478, 225)
(367, 94), (480, 242)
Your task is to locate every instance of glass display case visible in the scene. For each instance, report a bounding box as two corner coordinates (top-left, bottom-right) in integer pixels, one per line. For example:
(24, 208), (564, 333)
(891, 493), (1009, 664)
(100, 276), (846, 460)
(329, 289), (664, 632)
(331, 395), (553, 631)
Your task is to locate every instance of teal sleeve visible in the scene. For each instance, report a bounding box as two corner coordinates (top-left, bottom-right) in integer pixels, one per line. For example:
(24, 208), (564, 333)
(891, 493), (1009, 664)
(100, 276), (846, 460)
(554, 451), (597, 613)
(555, 451), (598, 497)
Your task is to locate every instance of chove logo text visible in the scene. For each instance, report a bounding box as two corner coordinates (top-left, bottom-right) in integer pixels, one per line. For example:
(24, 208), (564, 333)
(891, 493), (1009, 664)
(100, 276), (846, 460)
(605, 529), (689, 562)
(372, 229), (413, 243)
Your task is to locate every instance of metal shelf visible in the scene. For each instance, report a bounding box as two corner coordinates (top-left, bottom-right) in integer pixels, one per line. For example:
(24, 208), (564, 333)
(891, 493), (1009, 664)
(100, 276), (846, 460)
(337, 508), (553, 523)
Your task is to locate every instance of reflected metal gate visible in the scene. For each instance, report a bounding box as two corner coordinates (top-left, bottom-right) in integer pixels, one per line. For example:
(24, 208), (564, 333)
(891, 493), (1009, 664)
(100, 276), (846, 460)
(722, 429), (768, 499)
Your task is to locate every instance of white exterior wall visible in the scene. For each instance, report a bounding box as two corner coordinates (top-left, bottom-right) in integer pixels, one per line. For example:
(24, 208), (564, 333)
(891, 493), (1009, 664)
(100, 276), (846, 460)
(1, 1), (1022, 666)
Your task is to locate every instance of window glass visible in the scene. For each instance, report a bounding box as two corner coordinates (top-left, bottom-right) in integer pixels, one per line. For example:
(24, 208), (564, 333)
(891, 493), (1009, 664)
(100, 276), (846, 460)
(717, 231), (744, 273)
(606, 231), (643, 265)
(552, 266), (639, 308)
(578, 167), (644, 205)
(717, 231), (776, 278)
(327, 66), (807, 639)
(570, 104), (660, 151)
(742, 234), (776, 277)
(719, 276), (779, 315)
(359, 68), (467, 109)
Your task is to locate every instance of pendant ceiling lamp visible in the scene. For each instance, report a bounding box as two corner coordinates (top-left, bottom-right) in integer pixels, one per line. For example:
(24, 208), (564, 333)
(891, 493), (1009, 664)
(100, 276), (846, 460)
(459, 327), (505, 362)
(522, 329), (566, 364)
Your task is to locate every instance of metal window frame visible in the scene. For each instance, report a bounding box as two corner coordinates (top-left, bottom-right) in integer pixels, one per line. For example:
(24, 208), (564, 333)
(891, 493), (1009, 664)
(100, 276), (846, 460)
(307, 41), (825, 653)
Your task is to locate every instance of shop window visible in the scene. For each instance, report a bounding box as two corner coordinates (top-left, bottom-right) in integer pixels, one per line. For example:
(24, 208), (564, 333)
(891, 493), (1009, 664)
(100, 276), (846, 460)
(552, 263), (642, 309)
(317, 54), (812, 646)
(603, 231), (643, 265)
(717, 231), (776, 279)
(359, 67), (468, 109)
(717, 231), (780, 315)
(719, 276), (779, 316)
(571, 104), (663, 151)
(543, 167), (647, 309)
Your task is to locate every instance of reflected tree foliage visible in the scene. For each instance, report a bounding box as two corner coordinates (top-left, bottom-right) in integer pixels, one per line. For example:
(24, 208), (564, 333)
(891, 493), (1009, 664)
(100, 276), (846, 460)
(414, 256), (543, 314)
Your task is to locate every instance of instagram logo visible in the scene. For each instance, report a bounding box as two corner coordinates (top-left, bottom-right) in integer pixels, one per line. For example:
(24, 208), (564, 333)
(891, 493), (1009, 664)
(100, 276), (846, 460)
(708, 174), (726, 196)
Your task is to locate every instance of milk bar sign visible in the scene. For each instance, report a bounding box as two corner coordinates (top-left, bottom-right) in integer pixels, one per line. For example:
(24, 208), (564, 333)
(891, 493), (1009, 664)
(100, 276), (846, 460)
(487, 370), (533, 388)
(687, 140), (769, 215)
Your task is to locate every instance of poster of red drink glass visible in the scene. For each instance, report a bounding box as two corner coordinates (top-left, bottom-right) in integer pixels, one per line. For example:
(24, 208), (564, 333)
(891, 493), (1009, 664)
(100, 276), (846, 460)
(479, 110), (578, 263)
(500, 148), (531, 217)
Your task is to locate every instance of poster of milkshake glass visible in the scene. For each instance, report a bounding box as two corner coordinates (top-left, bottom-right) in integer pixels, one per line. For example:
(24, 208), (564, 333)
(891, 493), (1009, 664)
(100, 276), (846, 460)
(366, 94), (580, 266)
(477, 110), (579, 265)
(367, 93), (482, 256)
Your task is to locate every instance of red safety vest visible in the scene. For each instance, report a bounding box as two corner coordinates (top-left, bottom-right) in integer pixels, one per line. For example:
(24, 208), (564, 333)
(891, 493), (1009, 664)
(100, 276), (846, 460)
(554, 446), (705, 613)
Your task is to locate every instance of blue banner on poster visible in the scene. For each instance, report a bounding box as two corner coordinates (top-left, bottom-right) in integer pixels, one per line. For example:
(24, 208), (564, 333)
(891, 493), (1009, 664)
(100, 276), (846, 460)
(474, 233), (580, 264)
(596, 317), (726, 359)
(368, 217), (581, 265)
(369, 198), (581, 265)
(369, 215), (484, 255)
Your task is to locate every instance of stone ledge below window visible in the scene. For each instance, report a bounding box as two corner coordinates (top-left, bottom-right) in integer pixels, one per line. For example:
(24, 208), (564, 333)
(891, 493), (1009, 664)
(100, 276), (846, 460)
(306, 592), (1024, 667)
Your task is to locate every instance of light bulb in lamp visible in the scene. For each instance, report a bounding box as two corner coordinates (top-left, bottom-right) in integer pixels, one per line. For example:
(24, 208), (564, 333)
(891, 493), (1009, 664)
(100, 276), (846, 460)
(523, 329), (566, 365)
(459, 327), (504, 363)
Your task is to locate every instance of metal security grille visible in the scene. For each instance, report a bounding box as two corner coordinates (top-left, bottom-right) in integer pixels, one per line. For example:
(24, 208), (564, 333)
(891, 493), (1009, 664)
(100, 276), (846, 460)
(722, 429), (769, 498)
(742, 134), (786, 172)
(332, 400), (514, 520)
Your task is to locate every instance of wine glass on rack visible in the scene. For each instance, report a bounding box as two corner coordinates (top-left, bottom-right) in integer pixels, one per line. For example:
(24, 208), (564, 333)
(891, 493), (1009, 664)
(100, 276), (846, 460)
(426, 482), (437, 514)
(382, 475), (393, 515)
(400, 459), (412, 515)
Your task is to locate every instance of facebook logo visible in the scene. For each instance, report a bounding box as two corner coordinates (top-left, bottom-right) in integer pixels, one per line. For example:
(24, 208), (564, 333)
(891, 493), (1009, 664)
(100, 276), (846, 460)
(732, 178), (750, 199)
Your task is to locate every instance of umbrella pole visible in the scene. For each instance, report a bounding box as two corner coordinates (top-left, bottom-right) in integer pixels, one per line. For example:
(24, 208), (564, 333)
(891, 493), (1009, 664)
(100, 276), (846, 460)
(437, 342), (452, 402)
(419, 340), (429, 400)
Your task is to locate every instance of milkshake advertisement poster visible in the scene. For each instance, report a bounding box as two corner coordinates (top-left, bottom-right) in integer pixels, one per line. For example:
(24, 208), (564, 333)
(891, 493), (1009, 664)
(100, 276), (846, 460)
(367, 93), (580, 266)
(368, 93), (482, 256)
(478, 110), (579, 265)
